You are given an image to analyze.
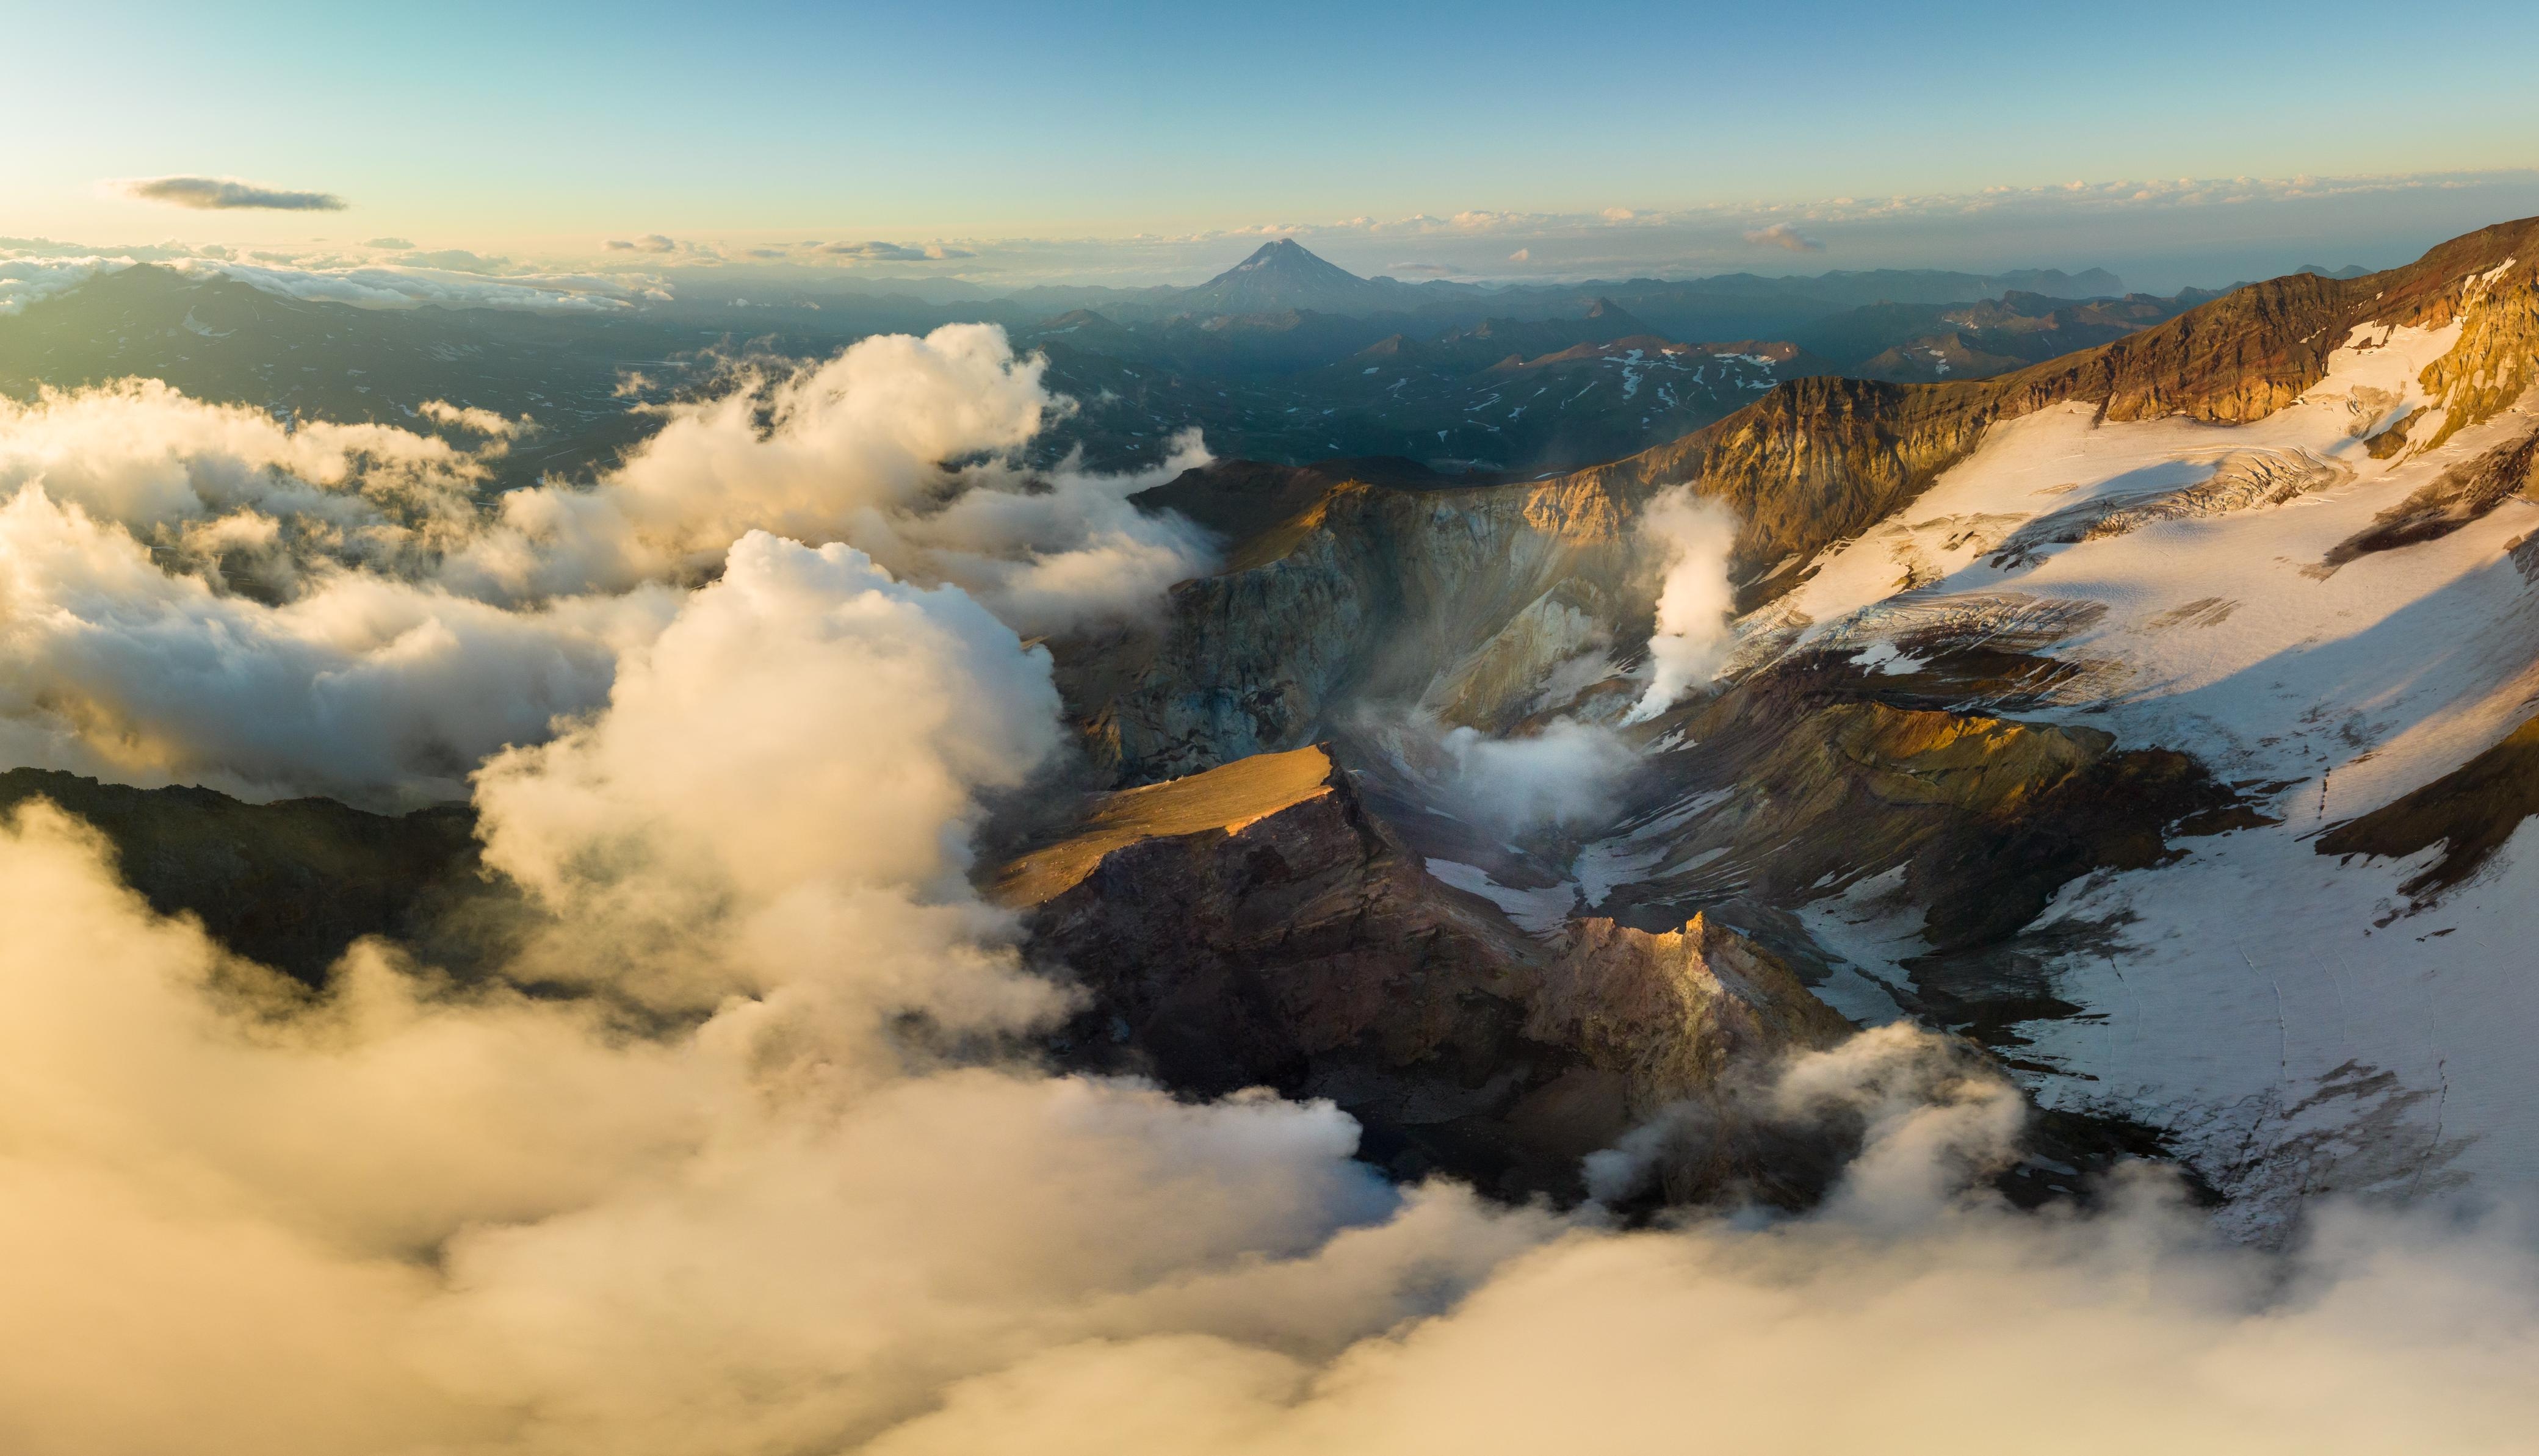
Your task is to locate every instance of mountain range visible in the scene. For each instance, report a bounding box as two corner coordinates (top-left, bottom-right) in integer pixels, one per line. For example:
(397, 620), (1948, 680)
(1, 243), (2190, 480)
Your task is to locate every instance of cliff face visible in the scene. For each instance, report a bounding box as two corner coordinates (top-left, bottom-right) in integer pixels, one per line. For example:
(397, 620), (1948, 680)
(1528, 914), (1854, 1117)
(1002, 745), (1852, 1197)
(1086, 476), (1638, 781)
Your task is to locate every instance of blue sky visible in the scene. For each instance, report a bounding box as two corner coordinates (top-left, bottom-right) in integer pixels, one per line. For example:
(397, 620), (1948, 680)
(6, 0), (2538, 286)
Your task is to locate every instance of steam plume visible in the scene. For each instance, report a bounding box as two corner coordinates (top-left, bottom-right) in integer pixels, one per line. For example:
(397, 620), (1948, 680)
(1625, 485), (1739, 722)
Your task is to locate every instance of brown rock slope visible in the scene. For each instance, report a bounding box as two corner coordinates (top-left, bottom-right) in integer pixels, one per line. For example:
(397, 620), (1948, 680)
(2318, 711), (2539, 907)
(997, 745), (1852, 1197)
(1081, 473), (1639, 781)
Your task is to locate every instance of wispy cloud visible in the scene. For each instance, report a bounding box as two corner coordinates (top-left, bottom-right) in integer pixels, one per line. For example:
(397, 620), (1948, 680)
(821, 240), (977, 261)
(606, 234), (680, 253)
(115, 176), (346, 212)
(1743, 222), (1824, 253)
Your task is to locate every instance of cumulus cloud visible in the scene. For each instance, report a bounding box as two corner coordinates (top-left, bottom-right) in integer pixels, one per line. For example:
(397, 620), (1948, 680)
(1625, 486), (1739, 722)
(450, 323), (1217, 635)
(0, 336), (2537, 1454)
(0, 524), (1545, 1452)
(4, 760), (2534, 1456)
(417, 398), (529, 438)
(0, 486), (668, 803)
(474, 531), (1071, 1015)
(116, 175), (347, 211)
(607, 234), (680, 253)
(0, 378), (499, 590)
(1744, 222), (1825, 253)
(0, 328), (1208, 801)
(1507, 247), (1531, 262)
(364, 236), (415, 250)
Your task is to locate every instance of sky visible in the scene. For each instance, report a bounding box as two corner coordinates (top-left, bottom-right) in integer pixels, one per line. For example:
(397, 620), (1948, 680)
(5, 0), (2539, 289)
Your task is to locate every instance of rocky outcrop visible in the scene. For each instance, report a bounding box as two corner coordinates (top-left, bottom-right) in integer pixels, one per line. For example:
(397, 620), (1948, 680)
(2321, 414), (2539, 568)
(1000, 746), (1853, 1197)
(2319, 711), (2539, 906)
(1602, 686), (2256, 954)
(1528, 914), (1853, 1118)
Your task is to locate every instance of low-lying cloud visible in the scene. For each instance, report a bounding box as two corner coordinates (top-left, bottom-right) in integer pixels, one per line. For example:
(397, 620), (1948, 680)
(117, 175), (347, 211)
(1744, 222), (1825, 253)
(1435, 718), (1635, 831)
(823, 241), (978, 261)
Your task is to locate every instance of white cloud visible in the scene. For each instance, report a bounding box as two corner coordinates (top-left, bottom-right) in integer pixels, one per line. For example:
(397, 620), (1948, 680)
(1743, 222), (1826, 253)
(0, 378), (500, 591)
(452, 324), (1217, 636)
(473, 530), (1071, 1015)
(0, 486), (668, 804)
(0, 329), (1210, 802)
(178, 258), (668, 311)
(0, 254), (128, 315)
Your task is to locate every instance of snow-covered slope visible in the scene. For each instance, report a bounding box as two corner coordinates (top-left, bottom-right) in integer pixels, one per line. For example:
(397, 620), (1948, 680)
(1689, 285), (2539, 1229)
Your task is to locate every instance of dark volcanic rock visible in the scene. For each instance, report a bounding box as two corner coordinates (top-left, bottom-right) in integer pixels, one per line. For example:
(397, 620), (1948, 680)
(999, 745), (1852, 1198)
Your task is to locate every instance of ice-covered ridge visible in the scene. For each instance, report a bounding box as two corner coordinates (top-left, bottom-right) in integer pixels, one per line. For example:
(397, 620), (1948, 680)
(1727, 312), (2539, 1218)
